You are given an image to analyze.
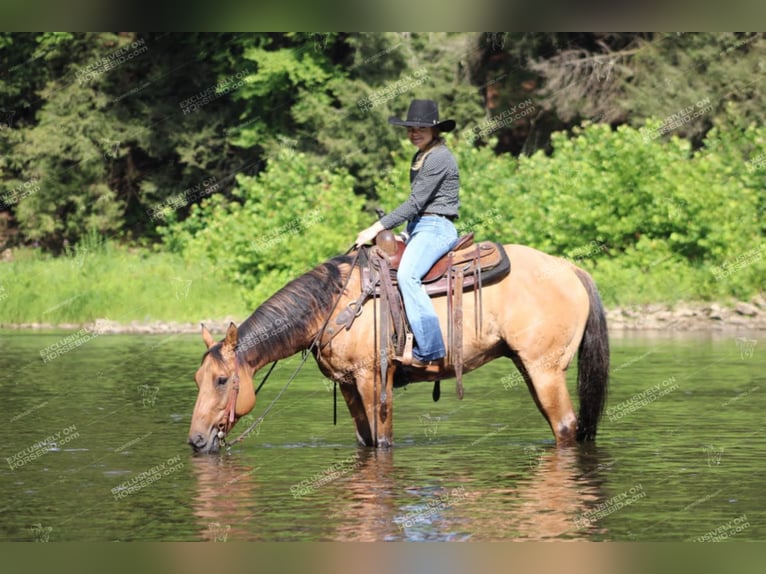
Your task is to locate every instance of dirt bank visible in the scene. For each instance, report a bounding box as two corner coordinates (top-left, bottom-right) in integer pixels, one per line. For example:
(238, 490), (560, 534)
(605, 296), (766, 331)
(2, 297), (766, 334)
(0, 317), (241, 335)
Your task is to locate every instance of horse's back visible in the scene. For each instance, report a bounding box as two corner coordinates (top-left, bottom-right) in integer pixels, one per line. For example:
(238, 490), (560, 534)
(503, 243), (570, 266)
(498, 244), (591, 340)
(502, 243), (585, 283)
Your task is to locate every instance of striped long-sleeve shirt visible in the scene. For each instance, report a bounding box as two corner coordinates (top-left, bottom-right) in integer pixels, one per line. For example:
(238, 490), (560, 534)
(379, 143), (460, 230)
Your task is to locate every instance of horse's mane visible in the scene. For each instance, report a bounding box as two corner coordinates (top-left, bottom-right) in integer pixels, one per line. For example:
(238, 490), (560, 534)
(232, 253), (356, 362)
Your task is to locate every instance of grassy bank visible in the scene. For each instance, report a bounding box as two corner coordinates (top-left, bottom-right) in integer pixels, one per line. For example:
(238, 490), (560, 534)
(0, 240), (246, 325)
(1, 238), (763, 327)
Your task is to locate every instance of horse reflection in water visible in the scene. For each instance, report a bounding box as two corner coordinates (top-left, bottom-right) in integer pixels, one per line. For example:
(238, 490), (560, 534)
(188, 455), (260, 542)
(187, 443), (611, 541)
(329, 449), (398, 542)
(464, 447), (608, 541)
(326, 446), (609, 541)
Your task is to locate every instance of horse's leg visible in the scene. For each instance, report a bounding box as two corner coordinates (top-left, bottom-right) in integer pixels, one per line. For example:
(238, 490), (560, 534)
(523, 363), (578, 446)
(338, 382), (374, 447)
(376, 369), (395, 447)
(355, 370), (395, 448)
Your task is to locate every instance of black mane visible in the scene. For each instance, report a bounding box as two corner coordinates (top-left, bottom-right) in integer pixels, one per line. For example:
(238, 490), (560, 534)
(234, 254), (355, 363)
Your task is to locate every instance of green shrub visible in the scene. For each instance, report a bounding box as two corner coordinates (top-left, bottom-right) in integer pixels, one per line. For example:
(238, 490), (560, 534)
(161, 150), (367, 308)
(376, 118), (765, 306)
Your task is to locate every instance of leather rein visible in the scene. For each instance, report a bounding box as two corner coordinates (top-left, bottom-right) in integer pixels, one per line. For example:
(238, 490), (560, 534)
(220, 247), (361, 448)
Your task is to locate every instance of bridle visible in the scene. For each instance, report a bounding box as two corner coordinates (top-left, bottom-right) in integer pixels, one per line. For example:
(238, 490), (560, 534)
(218, 355), (241, 439)
(216, 246), (361, 449)
(218, 356), (278, 442)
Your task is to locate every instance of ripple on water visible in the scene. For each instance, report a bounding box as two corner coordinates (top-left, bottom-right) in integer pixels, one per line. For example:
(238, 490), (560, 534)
(0, 331), (763, 541)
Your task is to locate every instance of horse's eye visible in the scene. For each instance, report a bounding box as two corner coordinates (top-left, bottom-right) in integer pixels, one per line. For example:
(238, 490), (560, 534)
(215, 376), (228, 387)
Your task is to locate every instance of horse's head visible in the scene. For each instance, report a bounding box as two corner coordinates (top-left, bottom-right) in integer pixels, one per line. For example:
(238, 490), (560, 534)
(188, 323), (255, 454)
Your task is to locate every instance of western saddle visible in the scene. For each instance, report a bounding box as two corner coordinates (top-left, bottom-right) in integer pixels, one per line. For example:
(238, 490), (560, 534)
(328, 230), (510, 403)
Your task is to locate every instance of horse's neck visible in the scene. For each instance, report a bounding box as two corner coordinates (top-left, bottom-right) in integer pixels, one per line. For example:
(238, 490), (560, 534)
(237, 320), (311, 372)
(237, 260), (357, 370)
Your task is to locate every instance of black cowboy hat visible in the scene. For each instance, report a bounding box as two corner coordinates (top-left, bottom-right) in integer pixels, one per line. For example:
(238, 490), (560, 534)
(388, 99), (456, 132)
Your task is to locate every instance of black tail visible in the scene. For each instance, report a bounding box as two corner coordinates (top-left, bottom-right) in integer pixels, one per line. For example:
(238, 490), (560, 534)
(573, 268), (610, 442)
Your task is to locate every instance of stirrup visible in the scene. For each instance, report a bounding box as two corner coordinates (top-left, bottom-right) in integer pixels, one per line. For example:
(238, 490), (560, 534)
(394, 333), (414, 366)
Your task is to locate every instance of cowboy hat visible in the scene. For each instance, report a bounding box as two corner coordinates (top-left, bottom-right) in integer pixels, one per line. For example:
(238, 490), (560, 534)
(388, 99), (456, 132)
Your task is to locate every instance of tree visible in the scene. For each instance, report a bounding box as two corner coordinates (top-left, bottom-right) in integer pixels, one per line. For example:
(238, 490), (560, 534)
(2, 32), (258, 250)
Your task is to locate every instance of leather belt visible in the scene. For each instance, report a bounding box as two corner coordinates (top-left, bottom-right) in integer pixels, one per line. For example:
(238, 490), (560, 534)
(422, 212), (457, 221)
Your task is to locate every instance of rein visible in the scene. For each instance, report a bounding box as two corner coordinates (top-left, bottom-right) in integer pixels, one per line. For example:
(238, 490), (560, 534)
(222, 246), (361, 448)
(255, 360), (278, 395)
(223, 352), (312, 448)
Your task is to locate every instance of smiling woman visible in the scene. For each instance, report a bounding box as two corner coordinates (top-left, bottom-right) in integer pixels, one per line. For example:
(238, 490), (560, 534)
(355, 99), (460, 366)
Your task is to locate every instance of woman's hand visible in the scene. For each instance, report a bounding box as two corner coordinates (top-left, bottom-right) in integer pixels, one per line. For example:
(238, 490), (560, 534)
(355, 221), (385, 247)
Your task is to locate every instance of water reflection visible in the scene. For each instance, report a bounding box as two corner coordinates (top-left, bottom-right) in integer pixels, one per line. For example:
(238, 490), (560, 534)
(5, 331), (758, 542)
(187, 443), (615, 541)
(291, 445), (610, 541)
(507, 446), (608, 540)
(330, 449), (398, 542)
(416, 446), (609, 541)
(189, 455), (260, 542)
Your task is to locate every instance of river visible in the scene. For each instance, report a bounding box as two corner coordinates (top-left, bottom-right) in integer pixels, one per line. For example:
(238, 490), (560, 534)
(0, 330), (763, 541)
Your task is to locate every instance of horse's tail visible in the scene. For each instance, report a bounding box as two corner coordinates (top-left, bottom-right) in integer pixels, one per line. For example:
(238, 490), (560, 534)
(573, 267), (609, 442)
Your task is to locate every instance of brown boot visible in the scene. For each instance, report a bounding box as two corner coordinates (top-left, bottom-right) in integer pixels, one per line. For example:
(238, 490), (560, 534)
(408, 357), (445, 373)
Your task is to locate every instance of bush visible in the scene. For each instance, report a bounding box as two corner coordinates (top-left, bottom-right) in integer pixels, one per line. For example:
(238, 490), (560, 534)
(164, 114), (764, 312)
(376, 118), (765, 305)
(161, 150), (367, 308)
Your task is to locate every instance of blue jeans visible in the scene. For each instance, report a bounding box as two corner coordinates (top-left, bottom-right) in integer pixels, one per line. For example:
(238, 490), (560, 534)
(398, 215), (458, 361)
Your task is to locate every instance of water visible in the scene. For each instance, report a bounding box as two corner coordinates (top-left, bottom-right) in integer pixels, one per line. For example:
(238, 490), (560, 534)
(0, 330), (763, 541)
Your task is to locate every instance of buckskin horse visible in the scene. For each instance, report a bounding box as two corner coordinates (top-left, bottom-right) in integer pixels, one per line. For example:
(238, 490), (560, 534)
(188, 239), (609, 454)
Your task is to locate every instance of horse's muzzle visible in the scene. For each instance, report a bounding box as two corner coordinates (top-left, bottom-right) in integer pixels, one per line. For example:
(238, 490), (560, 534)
(188, 429), (220, 453)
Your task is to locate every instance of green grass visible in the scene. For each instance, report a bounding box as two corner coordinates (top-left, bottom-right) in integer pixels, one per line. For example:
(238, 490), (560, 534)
(0, 238), (248, 325)
(1, 235), (762, 326)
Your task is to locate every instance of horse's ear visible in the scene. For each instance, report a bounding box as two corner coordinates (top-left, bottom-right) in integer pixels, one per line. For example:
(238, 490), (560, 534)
(201, 323), (215, 349)
(224, 322), (238, 349)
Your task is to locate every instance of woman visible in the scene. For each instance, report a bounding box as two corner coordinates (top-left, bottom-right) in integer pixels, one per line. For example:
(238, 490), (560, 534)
(355, 99), (460, 367)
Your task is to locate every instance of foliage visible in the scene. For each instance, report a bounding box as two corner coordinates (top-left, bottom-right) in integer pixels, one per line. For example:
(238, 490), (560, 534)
(526, 32), (766, 147)
(376, 116), (765, 305)
(161, 150), (367, 308)
(1, 32), (256, 251)
(623, 33), (766, 144)
(5, 31), (762, 252)
(1, 32), (765, 317)
(231, 32), (485, 200)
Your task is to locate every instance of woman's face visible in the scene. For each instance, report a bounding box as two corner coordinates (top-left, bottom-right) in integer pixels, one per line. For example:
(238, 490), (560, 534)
(407, 126), (437, 151)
